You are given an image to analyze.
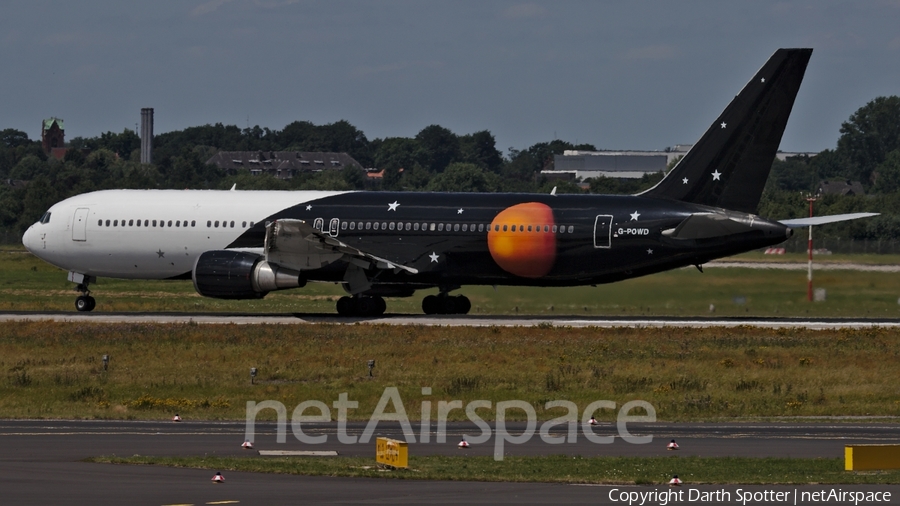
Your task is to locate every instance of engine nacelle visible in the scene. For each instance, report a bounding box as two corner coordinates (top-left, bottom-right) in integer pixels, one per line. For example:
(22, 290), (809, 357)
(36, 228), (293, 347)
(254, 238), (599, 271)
(192, 250), (305, 299)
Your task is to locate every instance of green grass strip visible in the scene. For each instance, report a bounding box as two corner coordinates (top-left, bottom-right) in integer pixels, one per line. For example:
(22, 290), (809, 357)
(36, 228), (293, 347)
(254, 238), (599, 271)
(86, 455), (900, 484)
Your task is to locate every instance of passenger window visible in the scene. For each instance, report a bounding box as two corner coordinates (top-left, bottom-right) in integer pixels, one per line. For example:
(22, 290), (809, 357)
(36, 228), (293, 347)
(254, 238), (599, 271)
(462, 224), (468, 232)
(129, 220), (134, 226)
(160, 220), (165, 228)
(98, 220), (103, 226)
(357, 222), (363, 230)
(413, 223), (420, 231)
(168, 220), (172, 227)
(568, 225), (574, 233)
(373, 222), (379, 230)
(242, 221), (246, 228)
(453, 224), (459, 232)
(365, 222), (371, 230)
(553, 225), (558, 233)
(175, 221), (180, 227)
(207, 221), (211, 227)
(544, 225), (549, 232)
(247, 221), (252, 227)
(495, 225), (500, 232)
(527, 225), (532, 232)
(214, 221), (219, 228)
(405, 222), (411, 231)
(430, 223), (435, 231)
(230, 221), (234, 228)
(478, 224), (484, 232)
(381, 222), (386, 230)
(438, 223), (444, 231)
(502, 224), (507, 232)
(349, 222), (355, 230)
(113, 220), (118, 226)
(389, 222), (395, 231)
(152, 220), (157, 227)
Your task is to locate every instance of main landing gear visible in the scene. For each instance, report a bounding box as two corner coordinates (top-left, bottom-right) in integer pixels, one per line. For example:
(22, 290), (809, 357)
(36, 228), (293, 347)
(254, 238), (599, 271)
(422, 293), (471, 315)
(336, 295), (387, 317)
(75, 284), (96, 312)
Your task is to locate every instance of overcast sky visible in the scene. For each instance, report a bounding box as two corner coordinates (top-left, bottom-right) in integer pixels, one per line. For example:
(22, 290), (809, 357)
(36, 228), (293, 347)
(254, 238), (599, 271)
(3, 1), (899, 154)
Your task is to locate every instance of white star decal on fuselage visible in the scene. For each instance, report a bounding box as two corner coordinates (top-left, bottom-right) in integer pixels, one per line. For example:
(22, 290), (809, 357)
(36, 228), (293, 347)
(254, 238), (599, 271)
(388, 201), (399, 211)
(630, 211), (640, 221)
(682, 177), (689, 184)
(647, 249), (653, 255)
(711, 170), (722, 181)
(457, 208), (464, 214)
(720, 122), (727, 129)
(306, 205), (312, 211)
(429, 252), (439, 263)
(761, 77), (766, 83)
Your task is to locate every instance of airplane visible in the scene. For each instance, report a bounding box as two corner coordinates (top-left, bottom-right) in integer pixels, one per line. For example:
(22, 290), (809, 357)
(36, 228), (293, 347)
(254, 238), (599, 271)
(21, 48), (877, 316)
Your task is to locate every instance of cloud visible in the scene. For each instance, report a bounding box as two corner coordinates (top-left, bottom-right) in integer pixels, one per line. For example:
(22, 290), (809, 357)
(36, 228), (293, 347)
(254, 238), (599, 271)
(501, 3), (546, 19)
(351, 60), (444, 78)
(620, 45), (677, 61)
(191, 0), (235, 16)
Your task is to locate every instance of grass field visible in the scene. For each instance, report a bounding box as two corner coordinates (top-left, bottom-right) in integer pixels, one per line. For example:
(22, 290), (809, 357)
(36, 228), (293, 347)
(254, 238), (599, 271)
(88, 455), (900, 485)
(3, 249), (900, 317)
(3, 322), (900, 420)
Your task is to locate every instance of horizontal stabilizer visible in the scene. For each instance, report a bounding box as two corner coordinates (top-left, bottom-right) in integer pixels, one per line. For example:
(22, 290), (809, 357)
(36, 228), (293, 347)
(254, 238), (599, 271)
(779, 212), (879, 227)
(662, 213), (755, 240)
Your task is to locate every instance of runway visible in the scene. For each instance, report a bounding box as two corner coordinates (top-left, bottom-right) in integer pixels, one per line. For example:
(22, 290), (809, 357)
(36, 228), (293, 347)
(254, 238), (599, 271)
(3, 311), (900, 329)
(3, 420), (900, 505)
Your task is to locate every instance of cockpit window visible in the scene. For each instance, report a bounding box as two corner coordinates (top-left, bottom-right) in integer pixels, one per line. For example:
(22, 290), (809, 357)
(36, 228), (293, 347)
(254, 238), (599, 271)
(39, 212), (51, 224)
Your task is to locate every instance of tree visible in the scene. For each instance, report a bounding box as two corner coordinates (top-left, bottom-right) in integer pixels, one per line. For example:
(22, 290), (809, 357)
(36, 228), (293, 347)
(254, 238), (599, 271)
(766, 155), (816, 192)
(415, 125), (459, 173)
(459, 130), (503, 172)
(425, 163), (500, 192)
(873, 149), (900, 194)
(836, 96), (900, 185)
(374, 138), (425, 174)
(0, 129), (30, 149)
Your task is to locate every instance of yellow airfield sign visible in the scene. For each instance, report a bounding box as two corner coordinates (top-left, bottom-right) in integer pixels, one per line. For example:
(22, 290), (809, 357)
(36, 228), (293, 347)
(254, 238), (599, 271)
(376, 437), (408, 468)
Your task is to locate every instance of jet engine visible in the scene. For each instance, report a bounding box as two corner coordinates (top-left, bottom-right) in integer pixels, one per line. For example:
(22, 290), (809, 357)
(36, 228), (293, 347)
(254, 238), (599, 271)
(192, 250), (305, 299)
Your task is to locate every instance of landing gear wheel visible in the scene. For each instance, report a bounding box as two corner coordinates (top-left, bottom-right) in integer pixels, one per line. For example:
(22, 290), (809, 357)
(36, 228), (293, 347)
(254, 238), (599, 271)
(455, 295), (471, 314)
(439, 296), (457, 315)
(75, 295), (95, 312)
(422, 295), (439, 315)
(336, 296), (354, 316)
(336, 295), (386, 317)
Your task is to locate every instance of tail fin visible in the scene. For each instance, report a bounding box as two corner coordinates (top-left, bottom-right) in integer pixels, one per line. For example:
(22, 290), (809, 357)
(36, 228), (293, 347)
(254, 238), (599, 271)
(640, 48), (812, 213)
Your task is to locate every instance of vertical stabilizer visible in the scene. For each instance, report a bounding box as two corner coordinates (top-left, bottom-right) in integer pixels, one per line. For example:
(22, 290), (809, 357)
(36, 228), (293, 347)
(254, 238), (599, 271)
(640, 48), (812, 213)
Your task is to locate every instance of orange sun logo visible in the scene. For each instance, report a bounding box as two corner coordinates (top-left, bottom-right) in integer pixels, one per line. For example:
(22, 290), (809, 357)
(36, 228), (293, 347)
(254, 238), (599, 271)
(487, 202), (556, 278)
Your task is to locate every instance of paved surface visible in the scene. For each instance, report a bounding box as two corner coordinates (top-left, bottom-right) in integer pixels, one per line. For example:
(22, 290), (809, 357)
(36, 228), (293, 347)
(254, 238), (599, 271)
(3, 311), (900, 329)
(2, 420), (899, 505)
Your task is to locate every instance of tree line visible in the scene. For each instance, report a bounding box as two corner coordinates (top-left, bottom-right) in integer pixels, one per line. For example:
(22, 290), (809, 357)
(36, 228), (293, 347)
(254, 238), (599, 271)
(2, 96), (899, 242)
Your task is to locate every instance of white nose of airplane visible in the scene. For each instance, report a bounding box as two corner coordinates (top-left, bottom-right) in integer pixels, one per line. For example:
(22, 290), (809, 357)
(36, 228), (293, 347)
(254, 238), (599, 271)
(22, 225), (38, 254)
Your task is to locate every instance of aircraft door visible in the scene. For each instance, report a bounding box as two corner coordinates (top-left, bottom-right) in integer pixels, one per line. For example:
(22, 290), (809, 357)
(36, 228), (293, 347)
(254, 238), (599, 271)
(72, 208), (90, 241)
(329, 218), (340, 237)
(593, 215), (612, 248)
(313, 218), (324, 231)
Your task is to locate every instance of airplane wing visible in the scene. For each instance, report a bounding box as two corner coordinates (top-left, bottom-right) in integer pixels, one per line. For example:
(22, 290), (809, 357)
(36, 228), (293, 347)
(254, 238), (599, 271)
(263, 219), (419, 275)
(779, 212), (879, 227)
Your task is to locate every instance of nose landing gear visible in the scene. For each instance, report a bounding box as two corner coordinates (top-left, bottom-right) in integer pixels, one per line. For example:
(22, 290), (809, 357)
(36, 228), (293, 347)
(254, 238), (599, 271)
(75, 283), (96, 312)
